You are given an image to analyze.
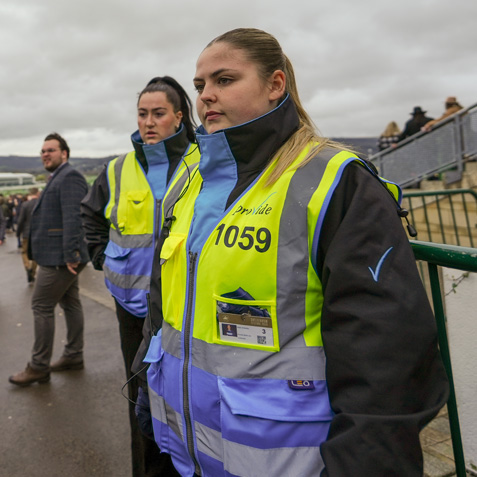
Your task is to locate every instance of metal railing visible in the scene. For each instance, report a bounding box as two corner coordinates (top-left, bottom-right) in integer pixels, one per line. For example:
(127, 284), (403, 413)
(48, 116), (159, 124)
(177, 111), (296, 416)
(411, 241), (477, 477)
(369, 102), (477, 187)
(403, 189), (477, 248)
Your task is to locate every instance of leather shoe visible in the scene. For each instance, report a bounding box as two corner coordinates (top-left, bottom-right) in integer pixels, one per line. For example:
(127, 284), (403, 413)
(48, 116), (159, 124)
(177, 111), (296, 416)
(50, 356), (84, 372)
(9, 364), (50, 387)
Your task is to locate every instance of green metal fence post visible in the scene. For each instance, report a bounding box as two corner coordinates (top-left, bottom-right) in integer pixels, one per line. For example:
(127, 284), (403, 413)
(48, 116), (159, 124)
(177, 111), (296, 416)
(427, 263), (466, 476)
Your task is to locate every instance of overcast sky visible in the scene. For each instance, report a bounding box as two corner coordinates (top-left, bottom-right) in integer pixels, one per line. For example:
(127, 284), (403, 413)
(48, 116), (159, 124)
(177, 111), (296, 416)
(0, 0), (475, 158)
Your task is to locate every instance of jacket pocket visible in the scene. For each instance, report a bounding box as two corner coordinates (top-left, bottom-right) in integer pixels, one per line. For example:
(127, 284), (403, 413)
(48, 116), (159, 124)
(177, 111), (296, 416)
(161, 233), (187, 330)
(160, 233), (186, 262)
(218, 377), (333, 473)
(47, 228), (63, 236)
(46, 228), (63, 252)
(126, 190), (150, 234)
(214, 291), (278, 352)
(145, 332), (170, 452)
(103, 241), (132, 301)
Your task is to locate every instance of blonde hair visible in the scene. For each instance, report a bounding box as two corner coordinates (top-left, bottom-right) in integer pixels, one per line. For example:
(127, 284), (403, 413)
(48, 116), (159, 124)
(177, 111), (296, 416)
(207, 28), (349, 185)
(381, 121), (401, 137)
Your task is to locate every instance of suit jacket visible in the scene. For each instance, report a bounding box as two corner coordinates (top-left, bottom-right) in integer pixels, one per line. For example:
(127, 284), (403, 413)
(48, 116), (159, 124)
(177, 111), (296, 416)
(29, 162), (89, 266)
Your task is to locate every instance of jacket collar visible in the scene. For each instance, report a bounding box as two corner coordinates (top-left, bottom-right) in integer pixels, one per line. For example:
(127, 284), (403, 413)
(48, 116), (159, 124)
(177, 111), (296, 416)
(195, 95), (299, 176)
(48, 161), (69, 180)
(130, 123), (190, 174)
(186, 96), (300, 253)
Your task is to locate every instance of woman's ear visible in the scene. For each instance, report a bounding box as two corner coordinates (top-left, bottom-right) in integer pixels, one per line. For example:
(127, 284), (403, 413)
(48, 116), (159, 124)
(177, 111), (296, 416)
(268, 70), (286, 102)
(175, 110), (183, 129)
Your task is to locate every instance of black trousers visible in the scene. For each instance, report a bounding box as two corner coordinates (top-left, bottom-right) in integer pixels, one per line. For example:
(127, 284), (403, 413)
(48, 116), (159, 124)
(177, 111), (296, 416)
(115, 300), (180, 477)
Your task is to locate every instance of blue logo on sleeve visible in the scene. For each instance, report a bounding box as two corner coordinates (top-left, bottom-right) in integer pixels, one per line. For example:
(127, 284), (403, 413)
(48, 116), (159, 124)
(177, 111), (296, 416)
(368, 246), (393, 282)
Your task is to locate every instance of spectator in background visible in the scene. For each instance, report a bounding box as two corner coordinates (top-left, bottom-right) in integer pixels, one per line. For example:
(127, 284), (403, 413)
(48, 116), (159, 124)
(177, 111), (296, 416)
(9, 133), (89, 387)
(398, 106), (433, 142)
(5, 194), (14, 231)
(0, 194), (8, 243)
(14, 194), (26, 247)
(16, 187), (40, 283)
(378, 121), (401, 151)
(0, 201), (6, 245)
(422, 96), (463, 132)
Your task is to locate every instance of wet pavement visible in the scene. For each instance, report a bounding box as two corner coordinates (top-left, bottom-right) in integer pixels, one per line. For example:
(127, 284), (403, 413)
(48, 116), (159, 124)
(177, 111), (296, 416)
(0, 231), (130, 477)
(0, 229), (461, 476)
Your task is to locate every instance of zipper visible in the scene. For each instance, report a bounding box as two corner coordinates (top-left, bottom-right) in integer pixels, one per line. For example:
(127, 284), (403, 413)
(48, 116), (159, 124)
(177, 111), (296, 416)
(154, 198), (161, 242)
(183, 250), (200, 474)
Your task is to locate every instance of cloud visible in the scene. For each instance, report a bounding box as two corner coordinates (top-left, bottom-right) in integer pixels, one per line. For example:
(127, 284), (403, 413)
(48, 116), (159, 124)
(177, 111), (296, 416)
(0, 0), (476, 157)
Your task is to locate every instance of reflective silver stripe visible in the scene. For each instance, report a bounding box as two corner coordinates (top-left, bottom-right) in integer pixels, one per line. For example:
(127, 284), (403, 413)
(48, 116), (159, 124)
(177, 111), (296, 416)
(223, 439), (324, 477)
(103, 267), (150, 290)
(165, 400), (184, 443)
(194, 419), (324, 476)
(109, 228), (153, 248)
(149, 383), (167, 423)
(162, 162), (200, 218)
(161, 321), (182, 359)
(148, 384), (184, 442)
(110, 154), (127, 229)
(277, 148), (336, 345)
(195, 420), (223, 462)
(161, 322), (326, 380)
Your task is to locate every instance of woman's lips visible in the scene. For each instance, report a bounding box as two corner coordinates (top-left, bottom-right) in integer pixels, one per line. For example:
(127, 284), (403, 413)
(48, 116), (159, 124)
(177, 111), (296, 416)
(205, 111), (222, 121)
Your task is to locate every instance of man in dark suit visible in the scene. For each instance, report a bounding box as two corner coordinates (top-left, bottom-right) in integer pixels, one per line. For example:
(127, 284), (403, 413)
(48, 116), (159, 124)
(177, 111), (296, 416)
(9, 133), (90, 386)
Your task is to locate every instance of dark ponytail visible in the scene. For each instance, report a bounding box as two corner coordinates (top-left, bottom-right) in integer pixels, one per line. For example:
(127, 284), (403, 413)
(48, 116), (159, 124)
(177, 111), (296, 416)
(139, 76), (196, 142)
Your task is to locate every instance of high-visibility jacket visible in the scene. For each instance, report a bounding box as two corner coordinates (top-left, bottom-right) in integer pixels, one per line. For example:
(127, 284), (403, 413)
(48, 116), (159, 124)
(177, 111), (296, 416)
(103, 129), (199, 317)
(145, 138), (401, 476)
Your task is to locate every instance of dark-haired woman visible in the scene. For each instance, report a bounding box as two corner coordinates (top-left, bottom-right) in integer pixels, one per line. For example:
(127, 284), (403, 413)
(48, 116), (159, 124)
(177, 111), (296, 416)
(81, 76), (198, 477)
(145, 30), (448, 476)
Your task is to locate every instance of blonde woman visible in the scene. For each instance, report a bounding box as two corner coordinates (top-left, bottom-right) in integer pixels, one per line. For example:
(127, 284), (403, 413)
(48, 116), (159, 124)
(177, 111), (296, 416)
(378, 120), (401, 150)
(144, 28), (448, 476)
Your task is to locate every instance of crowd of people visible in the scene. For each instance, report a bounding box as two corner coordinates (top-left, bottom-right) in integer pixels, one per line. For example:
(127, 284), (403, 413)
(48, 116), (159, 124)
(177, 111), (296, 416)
(1, 189), (42, 280)
(378, 96), (464, 151)
(2, 27), (450, 477)
(0, 192), (26, 247)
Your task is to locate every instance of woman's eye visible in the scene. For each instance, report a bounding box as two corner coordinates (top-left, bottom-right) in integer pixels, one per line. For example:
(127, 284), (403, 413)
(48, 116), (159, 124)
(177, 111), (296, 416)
(194, 84), (204, 93)
(218, 77), (231, 86)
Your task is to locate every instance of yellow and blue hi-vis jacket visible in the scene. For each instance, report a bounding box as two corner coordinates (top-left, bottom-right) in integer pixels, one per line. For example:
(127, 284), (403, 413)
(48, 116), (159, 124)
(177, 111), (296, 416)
(103, 126), (199, 317)
(144, 96), (447, 476)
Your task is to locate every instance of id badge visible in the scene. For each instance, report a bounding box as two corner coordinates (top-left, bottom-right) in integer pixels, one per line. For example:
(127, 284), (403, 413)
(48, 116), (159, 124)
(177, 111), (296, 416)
(218, 312), (274, 348)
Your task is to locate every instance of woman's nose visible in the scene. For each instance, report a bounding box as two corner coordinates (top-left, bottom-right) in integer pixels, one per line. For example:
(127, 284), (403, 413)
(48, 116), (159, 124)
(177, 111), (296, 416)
(200, 83), (216, 102)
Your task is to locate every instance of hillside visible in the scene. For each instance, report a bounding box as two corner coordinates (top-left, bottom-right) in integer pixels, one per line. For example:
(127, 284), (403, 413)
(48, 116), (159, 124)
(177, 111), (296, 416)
(333, 137), (379, 156)
(0, 138), (379, 176)
(0, 155), (117, 176)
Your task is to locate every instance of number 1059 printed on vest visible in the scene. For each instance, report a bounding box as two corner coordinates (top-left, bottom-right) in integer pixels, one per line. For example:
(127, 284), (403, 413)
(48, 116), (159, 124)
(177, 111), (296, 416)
(214, 224), (271, 252)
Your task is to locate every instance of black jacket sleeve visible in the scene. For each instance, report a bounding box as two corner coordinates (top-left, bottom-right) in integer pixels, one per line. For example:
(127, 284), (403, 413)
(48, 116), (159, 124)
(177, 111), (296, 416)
(317, 163), (449, 476)
(80, 166), (110, 270)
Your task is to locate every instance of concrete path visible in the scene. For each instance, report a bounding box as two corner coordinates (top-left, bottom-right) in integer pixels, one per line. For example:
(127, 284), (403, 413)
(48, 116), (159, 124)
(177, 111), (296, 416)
(0, 230), (130, 477)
